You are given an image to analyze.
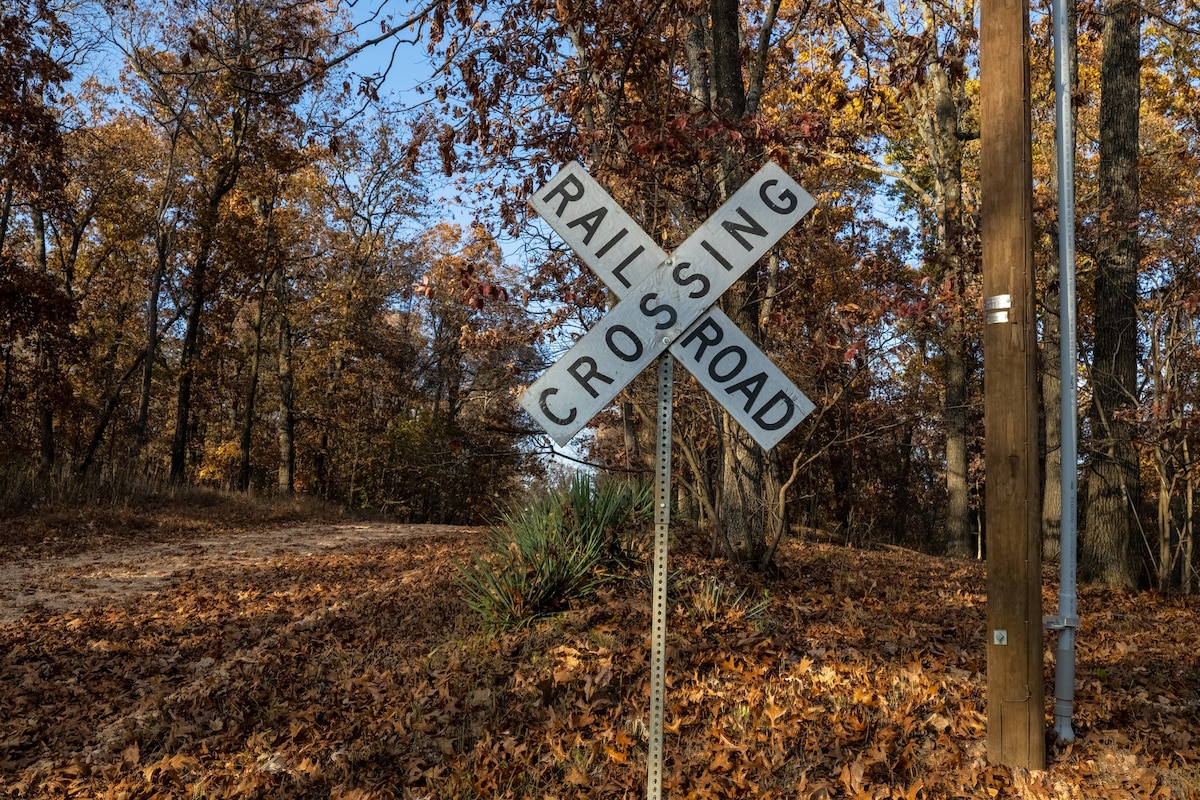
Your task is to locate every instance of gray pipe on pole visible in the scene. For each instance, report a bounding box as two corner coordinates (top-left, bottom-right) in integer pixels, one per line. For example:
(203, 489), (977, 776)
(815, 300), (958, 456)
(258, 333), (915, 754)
(1051, 0), (1080, 745)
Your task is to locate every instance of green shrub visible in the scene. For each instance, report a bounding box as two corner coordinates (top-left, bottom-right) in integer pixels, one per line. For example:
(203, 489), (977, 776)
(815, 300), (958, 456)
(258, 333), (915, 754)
(457, 474), (650, 629)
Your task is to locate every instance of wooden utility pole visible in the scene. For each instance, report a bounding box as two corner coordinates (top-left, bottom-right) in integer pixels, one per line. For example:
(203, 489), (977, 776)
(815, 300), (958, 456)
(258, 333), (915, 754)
(980, 0), (1045, 769)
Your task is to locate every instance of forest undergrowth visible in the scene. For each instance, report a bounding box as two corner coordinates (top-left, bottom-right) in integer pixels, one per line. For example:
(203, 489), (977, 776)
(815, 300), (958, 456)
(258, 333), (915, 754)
(2, 506), (1198, 799)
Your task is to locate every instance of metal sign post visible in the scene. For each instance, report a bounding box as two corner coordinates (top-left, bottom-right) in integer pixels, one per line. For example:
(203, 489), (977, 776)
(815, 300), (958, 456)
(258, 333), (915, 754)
(647, 353), (672, 800)
(520, 161), (814, 797)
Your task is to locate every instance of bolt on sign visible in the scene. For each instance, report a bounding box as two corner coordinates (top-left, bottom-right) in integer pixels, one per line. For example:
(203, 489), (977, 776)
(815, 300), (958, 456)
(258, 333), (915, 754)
(520, 161), (815, 799)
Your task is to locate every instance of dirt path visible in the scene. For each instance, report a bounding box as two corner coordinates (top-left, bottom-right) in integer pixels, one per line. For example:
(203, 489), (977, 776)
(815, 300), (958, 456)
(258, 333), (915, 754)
(0, 522), (481, 626)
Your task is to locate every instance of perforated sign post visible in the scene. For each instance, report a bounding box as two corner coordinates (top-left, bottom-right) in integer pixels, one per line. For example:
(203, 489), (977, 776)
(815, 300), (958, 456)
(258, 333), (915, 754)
(520, 162), (815, 799)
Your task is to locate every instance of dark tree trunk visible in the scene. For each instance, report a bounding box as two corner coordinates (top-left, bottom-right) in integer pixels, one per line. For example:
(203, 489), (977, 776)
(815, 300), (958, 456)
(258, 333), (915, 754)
(32, 206), (55, 473)
(77, 356), (145, 475)
(135, 217), (171, 457)
(170, 257), (208, 485)
(238, 277), (269, 492)
(276, 268), (295, 495)
(169, 156), (239, 485)
(708, 0), (775, 568)
(709, 0), (746, 119)
(1084, 0), (1141, 588)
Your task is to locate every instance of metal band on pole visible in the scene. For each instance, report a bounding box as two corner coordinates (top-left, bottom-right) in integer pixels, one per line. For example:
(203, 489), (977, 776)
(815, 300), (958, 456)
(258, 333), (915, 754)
(647, 352), (672, 800)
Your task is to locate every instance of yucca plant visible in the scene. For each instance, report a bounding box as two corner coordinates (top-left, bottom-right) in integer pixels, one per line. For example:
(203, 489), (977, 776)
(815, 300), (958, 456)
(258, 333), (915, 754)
(565, 473), (652, 562)
(458, 474), (651, 629)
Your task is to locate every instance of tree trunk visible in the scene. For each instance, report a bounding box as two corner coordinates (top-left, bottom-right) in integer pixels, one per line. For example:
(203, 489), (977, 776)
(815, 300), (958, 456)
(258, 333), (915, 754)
(1185, 437), (1195, 594)
(1041, 195), (1064, 563)
(31, 206), (55, 473)
(136, 268), (166, 460)
(169, 255), (208, 485)
(37, 346), (55, 473)
(1041, 305), (1063, 562)
(708, 0), (775, 568)
(929, 37), (972, 558)
(134, 128), (183, 459)
(1150, 308), (1175, 592)
(276, 268), (296, 495)
(169, 151), (240, 484)
(1084, 0), (1141, 589)
(135, 214), (172, 458)
(708, 0), (746, 120)
(621, 400), (641, 470)
(943, 321), (970, 555)
(238, 275), (270, 492)
(685, 14), (711, 110)
(77, 355), (145, 475)
(0, 158), (14, 255)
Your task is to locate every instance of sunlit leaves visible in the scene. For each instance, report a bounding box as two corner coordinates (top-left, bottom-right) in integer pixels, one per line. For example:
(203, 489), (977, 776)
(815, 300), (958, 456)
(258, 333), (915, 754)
(5, 524), (1199, 797)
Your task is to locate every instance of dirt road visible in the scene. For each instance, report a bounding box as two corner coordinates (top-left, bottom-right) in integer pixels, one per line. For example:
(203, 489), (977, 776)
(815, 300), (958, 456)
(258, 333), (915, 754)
(0, 522), (480, 625)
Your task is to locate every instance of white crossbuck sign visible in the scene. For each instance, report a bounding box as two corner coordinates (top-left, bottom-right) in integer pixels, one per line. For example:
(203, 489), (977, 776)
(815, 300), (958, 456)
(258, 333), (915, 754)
(520, 160), (817, 450)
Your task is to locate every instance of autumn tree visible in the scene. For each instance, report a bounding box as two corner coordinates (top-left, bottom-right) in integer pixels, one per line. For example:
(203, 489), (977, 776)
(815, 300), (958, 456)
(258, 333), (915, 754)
(419, 0), (881, 567)
(824, 0), (982, 556)
(1083, 0), (1141, 588)
(0, 0), (72, 472)
(49, 109), (168, 477)
(1130, 7), (1200, 592)
(109, 0), (341, 484)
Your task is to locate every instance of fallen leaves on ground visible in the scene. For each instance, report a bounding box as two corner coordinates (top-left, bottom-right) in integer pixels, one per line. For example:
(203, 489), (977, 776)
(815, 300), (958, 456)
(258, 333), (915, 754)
(2, 525), (1198, 799)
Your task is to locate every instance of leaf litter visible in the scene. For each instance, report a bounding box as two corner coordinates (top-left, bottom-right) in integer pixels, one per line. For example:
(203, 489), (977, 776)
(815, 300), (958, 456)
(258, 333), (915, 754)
(2, 522), (1198, 798)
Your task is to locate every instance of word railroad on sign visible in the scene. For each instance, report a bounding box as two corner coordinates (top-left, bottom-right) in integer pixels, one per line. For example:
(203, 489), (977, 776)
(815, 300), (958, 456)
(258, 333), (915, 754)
(521, 160), (816, 450)
(520, 160), (814, 800)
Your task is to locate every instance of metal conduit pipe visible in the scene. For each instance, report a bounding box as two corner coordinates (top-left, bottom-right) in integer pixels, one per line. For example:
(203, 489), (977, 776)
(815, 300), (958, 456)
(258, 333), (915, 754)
(1049, 0), (1081, 745)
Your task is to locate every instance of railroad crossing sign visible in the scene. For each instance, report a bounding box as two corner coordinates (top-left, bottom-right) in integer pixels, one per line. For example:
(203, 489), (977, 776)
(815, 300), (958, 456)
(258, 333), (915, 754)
(521, 160), (816, 450)
(521, 161), (815, 800)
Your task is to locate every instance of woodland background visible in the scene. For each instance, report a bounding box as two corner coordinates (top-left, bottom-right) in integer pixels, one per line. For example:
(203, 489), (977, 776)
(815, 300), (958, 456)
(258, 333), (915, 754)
(3, 0), (1200, 589)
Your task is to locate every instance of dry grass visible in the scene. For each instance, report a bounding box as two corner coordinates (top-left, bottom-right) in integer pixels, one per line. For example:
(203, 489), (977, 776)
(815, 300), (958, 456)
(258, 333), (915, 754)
(0, 463), (354, 558)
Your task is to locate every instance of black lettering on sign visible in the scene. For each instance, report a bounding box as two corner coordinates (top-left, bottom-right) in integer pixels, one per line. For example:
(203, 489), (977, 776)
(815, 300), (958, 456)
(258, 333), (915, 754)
(542, 173), (586, 217)
(639, 293), (678, 330)
(538, 387), (577, 426)
(678, 316), (724, 359)
(611, 245), (645, 289)
(751, 391), (795, 430)
(708, 345), (748, 382)
(672, 260), (711, 298)
(594, 227), (628, 258)
(606, 324), (644, 362)
(723, 207), (768, 251)
(567, 206), (607, 245)
(700, 240), (736, 271)
(727, 371), (767, 412)
(567, 356), (614, 398)
(760, 178), (799, 215)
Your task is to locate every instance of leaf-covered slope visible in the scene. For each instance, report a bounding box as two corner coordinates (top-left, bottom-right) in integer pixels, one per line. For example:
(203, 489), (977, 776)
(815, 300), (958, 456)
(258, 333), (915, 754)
(2, 528), (1198, 798)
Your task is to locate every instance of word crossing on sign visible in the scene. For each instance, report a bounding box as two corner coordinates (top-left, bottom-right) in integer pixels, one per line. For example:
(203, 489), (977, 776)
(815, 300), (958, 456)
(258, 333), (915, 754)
(521, 161), (816, 449)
